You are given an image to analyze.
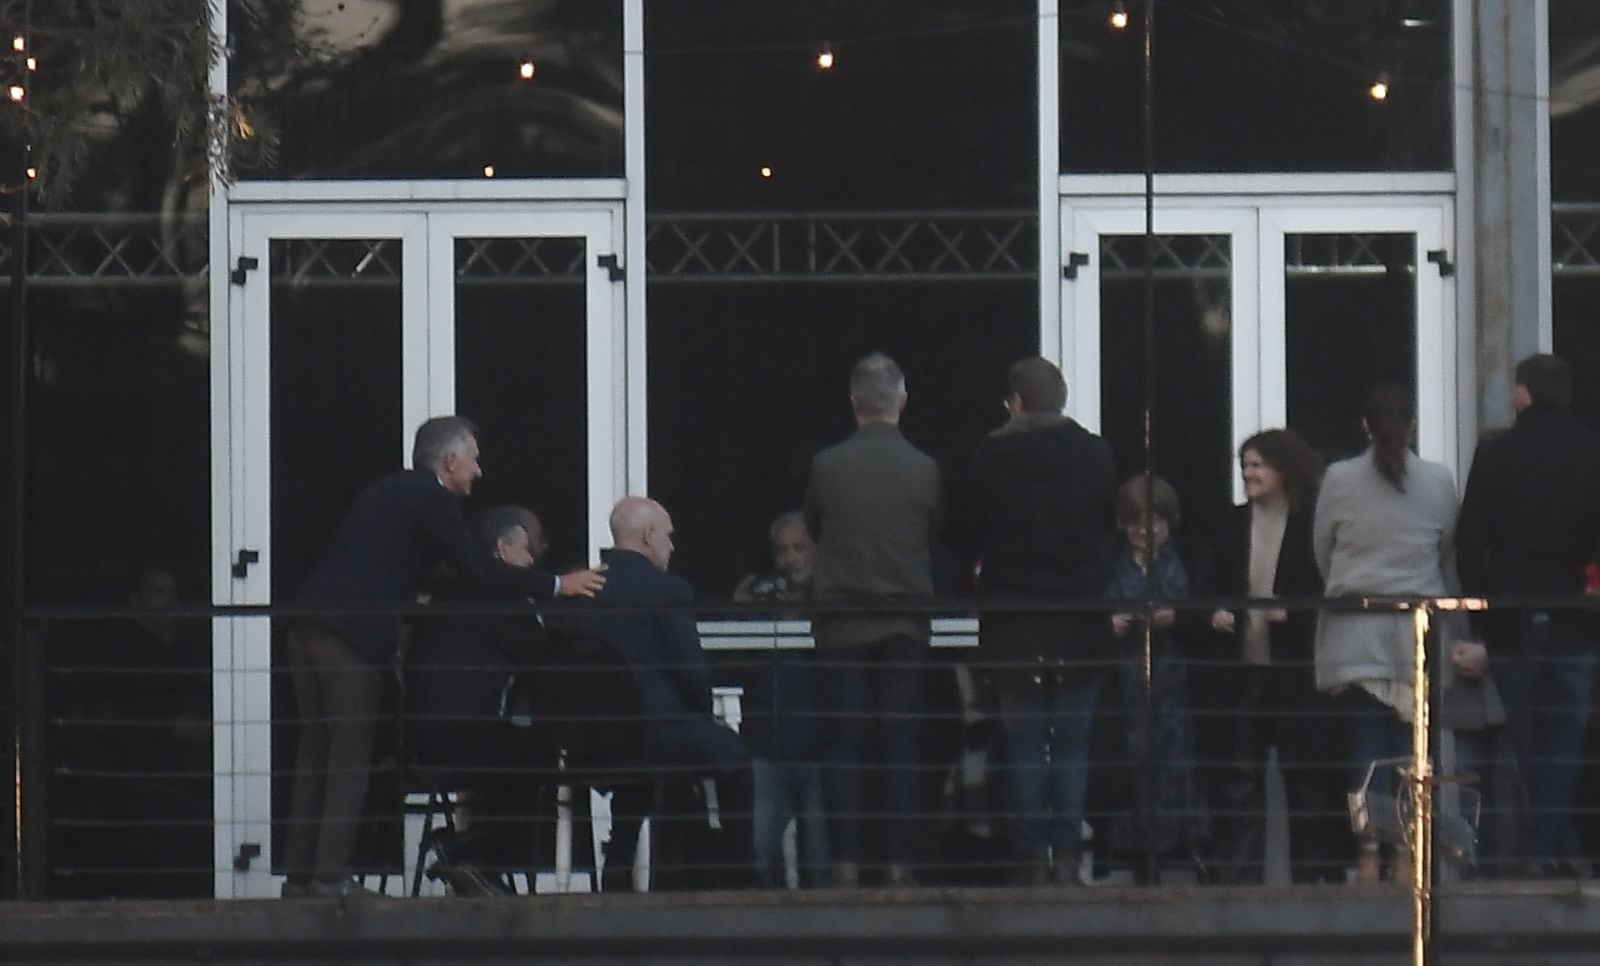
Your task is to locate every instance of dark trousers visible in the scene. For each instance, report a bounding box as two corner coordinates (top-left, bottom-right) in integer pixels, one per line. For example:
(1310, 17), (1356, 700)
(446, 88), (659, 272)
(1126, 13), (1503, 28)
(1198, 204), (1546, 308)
(604, 717), (754, 891)
(1491, 611), (1600, 866)
(1207, 662), (1348, 884)
(995, 669), (1100, 854)
(1341, 687), (1412, 849)
(817, 634), (926, 866)
(282, 625), (384, 883)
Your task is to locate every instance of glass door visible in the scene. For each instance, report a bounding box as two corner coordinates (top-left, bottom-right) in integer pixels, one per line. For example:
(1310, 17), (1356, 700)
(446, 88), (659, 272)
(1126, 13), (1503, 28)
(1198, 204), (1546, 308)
(1260, 205), (1454, 471)
(217, 204), (622, 897)
(1062, 206), (1259, 544)
(1061, 198), (1454, 543)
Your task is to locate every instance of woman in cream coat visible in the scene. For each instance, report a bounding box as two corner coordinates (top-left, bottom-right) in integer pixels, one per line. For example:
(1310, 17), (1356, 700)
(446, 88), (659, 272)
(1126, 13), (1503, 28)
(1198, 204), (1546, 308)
(1313, 383), (1460, 884)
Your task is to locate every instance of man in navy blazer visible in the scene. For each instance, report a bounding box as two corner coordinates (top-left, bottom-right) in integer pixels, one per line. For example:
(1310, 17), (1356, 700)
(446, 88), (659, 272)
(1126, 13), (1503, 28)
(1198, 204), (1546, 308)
(572, 496), (751, 890)
(282, 415), (605, 898)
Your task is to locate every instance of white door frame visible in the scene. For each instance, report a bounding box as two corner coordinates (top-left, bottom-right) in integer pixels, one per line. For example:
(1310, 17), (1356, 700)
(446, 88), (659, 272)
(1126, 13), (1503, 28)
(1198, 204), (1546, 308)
(1060, 194), (1456, 501)
(214, 200), (625, 897)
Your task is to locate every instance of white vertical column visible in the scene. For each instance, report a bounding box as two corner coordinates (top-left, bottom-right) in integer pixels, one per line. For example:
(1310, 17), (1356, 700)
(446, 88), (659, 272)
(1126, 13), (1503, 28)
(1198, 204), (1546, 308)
(1039, 0), (1062, 363)
(205, 0), (236, 901)
(1452, 0), (1479, 481)
(623, 0), (649, 500)
(1534, 0), (1552, 351)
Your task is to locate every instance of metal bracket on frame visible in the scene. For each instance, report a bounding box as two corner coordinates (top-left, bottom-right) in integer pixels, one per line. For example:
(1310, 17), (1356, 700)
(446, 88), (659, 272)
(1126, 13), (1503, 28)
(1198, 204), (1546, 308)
(230, 256), (259, 285)
(1062, 251), (1089, 279)
(1426, 249), (1455, 277)
(597, 253), (624, 281)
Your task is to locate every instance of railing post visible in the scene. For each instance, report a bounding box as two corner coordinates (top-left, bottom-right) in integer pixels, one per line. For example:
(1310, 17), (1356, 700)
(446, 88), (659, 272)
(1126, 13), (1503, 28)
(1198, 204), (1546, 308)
(1409, 603), (1434, 966)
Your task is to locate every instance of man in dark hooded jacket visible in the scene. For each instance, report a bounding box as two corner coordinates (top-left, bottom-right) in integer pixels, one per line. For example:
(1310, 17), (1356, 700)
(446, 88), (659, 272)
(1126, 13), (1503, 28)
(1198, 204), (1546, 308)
(969, 356), (1117, 886)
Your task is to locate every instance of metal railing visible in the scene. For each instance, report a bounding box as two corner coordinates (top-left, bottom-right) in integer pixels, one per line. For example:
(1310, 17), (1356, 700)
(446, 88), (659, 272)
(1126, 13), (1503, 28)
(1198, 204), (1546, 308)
(13, 593), (1600, 925)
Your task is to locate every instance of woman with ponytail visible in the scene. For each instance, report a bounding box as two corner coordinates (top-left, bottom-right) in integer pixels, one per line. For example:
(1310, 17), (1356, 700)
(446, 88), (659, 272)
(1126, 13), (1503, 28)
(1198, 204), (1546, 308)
(1312, 383), (1461, 883)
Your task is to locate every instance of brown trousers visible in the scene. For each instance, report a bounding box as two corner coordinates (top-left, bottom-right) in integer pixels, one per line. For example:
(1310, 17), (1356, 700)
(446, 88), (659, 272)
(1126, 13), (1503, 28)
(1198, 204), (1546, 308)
(281, 625), (384, 882)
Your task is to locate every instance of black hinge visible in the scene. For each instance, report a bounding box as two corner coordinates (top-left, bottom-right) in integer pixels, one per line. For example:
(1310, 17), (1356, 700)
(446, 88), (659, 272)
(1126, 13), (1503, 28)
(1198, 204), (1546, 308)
(230, 256), (259, 285)
(233, 842), (261, 871)
(1062, 252), (1089, 279)
(596, 253), (624, 281)
(1426, 249), (1455, 277)
(231, 548), (260, 578)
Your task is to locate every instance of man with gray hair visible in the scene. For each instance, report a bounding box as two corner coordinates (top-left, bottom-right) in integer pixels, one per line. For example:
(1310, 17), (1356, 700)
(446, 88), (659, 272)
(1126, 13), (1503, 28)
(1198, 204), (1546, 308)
(283, 415), (605, 898)
(804, 352), (943, 887)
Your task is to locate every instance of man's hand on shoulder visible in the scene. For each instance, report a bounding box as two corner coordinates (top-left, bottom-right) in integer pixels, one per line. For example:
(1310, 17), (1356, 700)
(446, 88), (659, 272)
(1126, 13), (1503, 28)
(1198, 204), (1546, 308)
(559, 565), (608, 598)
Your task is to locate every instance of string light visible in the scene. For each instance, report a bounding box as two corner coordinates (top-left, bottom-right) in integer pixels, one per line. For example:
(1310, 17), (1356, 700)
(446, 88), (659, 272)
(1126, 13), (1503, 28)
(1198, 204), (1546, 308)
(816, 44), (835, 70)
(482, 164), (496, 178)
(10, 35), (22, 53)
(24, 165), (35, 180)
(25, 56), (34, 71)
(1109, 2), (1130, 30)
(1369, 72), (1391, 101)
(6, 85), (22, 103)
(759, 165), (773, 179)
(518, 59), (535, 81)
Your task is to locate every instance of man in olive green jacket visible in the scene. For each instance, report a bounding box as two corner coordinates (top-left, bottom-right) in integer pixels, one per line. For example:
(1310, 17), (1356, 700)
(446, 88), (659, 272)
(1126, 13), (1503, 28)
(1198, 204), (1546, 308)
(804, 352), (942, 887)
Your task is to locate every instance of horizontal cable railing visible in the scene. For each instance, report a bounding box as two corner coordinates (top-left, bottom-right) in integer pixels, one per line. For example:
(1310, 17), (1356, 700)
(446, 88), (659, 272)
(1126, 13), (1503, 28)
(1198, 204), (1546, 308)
(11, 594), (1599, 899)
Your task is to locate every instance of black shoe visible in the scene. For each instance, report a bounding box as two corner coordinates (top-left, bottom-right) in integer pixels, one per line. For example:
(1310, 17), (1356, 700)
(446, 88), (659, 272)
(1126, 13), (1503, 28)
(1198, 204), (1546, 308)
(1008, 851), (1052, 888)
(305, 877), (380, 898)
(426, 830), (512, 897)
(1051, 851), (1085, 887)
(427, 858), (512, 897)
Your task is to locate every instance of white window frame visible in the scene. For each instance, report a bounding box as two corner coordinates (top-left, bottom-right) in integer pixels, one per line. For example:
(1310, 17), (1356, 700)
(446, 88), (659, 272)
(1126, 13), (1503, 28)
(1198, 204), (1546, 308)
(1061, 194), (1456, 501)
(216, 201), (625, 897)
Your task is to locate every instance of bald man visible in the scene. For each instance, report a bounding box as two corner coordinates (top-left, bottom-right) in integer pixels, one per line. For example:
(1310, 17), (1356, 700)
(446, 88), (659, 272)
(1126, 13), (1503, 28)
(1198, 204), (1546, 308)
(572, 497), (754, 890)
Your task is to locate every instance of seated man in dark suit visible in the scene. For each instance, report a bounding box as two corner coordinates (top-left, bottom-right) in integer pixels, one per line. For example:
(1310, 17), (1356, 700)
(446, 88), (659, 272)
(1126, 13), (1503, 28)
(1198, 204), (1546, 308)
(407, 505), (552, 894)
(571, 496), (754, 891)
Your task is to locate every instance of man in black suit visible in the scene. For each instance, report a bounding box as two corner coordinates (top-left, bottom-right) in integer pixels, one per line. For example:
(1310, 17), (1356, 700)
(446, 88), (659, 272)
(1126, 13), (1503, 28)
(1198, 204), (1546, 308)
(572, 496), (752, 891)
(406, 505), (552, 893)
(282, 415), (605, 898)
(1457, 353), (1600, 877)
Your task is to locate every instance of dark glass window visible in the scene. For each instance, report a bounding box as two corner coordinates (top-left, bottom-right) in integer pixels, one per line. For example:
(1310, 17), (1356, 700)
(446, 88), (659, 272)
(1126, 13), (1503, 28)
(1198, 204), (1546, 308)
(1551, 0), (1600, 203)
(646, 2), (1038, 597)
(648, 1), (1035, 210)
(229, 0), (623, 180)
(1551, 2), (1600, 431)
(20, 282), (213, 898)
(1060, 0), (1453, 173)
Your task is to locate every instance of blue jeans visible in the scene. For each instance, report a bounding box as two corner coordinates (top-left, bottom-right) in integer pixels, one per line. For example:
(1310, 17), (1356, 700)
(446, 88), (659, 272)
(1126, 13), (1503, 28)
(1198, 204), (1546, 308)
(996, 670), (1101, 853)
(751, 759), (828, 887)
(1491, 612), (1600, 865)
(817, 635), (926, 865)
(1341, 688), (1412, 844)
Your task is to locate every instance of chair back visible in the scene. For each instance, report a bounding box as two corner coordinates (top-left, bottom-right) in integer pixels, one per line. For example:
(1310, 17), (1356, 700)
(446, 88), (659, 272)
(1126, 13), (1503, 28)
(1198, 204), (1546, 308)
(522, 632), (647, 768)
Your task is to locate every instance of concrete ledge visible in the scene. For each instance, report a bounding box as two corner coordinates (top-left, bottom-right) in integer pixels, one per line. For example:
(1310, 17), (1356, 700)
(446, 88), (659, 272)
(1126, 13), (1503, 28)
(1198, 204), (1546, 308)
(0, 884), (1596, 965)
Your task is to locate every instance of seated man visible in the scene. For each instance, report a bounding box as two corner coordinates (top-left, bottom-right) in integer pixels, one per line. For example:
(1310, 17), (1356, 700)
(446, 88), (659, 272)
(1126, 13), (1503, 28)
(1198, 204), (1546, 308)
(407, 505), (550, 894)
(731, 512), (829, 888)
(571, 496), (754, 891)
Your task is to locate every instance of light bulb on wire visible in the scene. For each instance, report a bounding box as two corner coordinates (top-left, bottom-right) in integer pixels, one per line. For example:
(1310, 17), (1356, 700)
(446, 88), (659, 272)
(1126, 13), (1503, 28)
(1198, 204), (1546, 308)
(7, 85), (23, 103)
(1369, 72), (1391, 101)
(1109, 2), (1130, 30)
(518, 59), (535, 81)
(10, 35), (23, 52)
(816, 44), (835, 70)
(25, 165), (36, 180)
(759, 165), (773, 179)
(482, 164), (496, 178)
(25, 56), (35, 71)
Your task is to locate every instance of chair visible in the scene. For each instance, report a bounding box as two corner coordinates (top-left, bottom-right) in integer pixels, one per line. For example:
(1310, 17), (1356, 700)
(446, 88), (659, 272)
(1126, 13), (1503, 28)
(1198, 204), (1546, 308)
(515, 632), (664, 892)
(388, 652), (462, 897)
